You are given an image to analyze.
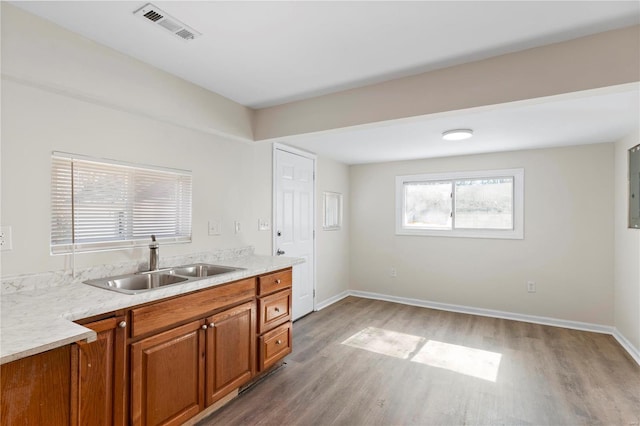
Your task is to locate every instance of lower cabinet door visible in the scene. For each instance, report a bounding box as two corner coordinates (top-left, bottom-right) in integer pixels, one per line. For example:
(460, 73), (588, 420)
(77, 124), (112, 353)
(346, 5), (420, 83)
(131, 320), (205, 426)
(258, 322), (292, 372)
(72, 316), (126, 426)
(206, 301), (256, 406)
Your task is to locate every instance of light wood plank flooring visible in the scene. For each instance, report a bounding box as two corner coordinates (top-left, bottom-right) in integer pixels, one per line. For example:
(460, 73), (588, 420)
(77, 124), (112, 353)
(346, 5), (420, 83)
(198, 297), (640, 425)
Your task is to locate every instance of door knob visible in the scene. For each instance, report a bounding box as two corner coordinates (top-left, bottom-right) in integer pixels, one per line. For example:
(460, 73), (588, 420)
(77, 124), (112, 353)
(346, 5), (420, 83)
(277, 231), (282, 236)
(276, 249), (285, 255)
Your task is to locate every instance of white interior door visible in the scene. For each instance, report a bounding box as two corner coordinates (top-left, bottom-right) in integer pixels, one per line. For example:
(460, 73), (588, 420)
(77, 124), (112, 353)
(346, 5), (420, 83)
(274, 146), (315, 320)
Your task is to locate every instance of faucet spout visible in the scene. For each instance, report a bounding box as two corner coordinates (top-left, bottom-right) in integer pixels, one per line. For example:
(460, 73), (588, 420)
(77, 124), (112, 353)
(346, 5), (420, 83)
(149, 235), (159, 271)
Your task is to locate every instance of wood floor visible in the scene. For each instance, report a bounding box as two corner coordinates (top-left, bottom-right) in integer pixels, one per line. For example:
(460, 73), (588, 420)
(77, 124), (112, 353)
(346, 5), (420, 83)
(198, 297), (640, 426)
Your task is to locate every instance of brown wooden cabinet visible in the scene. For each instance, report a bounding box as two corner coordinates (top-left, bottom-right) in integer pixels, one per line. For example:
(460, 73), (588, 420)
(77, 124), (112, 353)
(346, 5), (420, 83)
(71, 315), (127, 426)
(205, 301), (256, 405)
(131, 320), (205, 426)
(1, 346), (72, 426)
(256, 268), (293, 372)
(129, 278), (258, 426)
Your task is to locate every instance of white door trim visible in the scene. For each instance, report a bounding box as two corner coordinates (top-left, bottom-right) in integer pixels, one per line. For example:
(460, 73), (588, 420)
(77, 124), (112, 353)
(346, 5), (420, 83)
(272, 142), (317, 315)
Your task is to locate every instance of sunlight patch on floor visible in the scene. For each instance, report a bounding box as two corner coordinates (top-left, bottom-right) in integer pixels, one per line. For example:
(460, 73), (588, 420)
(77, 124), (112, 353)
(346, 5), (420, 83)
(411, 340), (502, 382)
(342, 328), (502, 382)
(341, 326), (426, 359)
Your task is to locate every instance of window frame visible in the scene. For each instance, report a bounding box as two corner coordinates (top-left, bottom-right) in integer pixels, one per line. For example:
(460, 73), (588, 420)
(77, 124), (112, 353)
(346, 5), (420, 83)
(395, 168), (524, 239)
(51, 151), (192, 255)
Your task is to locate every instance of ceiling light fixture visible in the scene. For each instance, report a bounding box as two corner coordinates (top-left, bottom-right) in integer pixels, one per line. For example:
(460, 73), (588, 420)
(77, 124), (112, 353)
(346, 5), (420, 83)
(442, 129), (473, 141)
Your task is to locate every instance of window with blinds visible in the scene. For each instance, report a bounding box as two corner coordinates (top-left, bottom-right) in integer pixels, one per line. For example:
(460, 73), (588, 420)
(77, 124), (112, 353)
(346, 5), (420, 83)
(51, 152), (192, 254)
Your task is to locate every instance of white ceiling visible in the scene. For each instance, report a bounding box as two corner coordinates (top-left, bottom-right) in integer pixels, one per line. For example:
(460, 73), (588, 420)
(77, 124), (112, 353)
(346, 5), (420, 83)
(9, 1), (640, 165)
(284, 86), (640, 164)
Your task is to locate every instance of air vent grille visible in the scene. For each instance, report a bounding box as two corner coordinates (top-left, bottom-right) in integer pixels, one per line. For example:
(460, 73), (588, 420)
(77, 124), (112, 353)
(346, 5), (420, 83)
(134, 3), (201, 42)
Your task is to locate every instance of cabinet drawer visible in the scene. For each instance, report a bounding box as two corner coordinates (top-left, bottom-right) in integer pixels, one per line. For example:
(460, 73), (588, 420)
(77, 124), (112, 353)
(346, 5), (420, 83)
(257, 269), (292, 296)
(258, 322), (292, 372)
(258, 289), (291, 334)
(130, 278), (256, 338)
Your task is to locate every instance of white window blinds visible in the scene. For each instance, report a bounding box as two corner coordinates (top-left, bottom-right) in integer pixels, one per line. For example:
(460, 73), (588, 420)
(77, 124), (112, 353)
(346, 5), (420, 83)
(51, 152), (192, 254)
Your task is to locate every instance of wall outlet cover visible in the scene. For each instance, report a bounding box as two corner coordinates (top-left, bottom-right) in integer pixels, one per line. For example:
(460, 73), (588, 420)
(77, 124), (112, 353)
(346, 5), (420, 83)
(258, 219), (271, 231)
(208, 220), (221, 236)
(0, 226), (13, 251)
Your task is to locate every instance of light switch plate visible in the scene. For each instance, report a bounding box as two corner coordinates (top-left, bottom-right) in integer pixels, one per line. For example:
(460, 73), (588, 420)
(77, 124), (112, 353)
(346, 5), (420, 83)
(0, 226), (13, 251)
(258, 219), (271, 231)
(208, 220), (221, 236)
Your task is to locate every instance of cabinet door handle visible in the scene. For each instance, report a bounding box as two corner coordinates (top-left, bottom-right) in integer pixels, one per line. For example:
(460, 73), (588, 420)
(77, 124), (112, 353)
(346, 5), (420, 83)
(275, 279), (281, 284)
(118, 321), (127, 328)
(209, 323), (215, 328)
(201, 324), (208, 330)
(275, 340), (282, 345)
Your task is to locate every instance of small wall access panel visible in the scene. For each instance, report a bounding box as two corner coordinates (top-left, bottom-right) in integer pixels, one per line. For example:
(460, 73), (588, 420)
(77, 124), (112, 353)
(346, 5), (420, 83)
(630, 144), (640, 229)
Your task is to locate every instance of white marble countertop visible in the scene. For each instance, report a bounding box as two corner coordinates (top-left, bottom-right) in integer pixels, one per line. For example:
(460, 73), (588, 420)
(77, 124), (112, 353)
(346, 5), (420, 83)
(1, 254), (303, 365)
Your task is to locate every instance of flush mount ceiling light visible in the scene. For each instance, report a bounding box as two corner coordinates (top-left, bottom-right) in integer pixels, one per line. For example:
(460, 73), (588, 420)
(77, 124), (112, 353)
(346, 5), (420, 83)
(442, 129), (473, 141)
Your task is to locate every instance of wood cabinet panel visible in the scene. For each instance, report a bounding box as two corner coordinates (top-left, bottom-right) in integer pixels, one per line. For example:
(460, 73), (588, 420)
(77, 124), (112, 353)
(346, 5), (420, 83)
(205, 301), (256, 406)
(258, 289), (292, 334)
(130, 278), (255, 338)
(258, 322), (292, 372)
(257, 269), (292, 296)
(1, 346), (71, 425)
(72, 316), (126, 426)
(131, 320), (205, 426)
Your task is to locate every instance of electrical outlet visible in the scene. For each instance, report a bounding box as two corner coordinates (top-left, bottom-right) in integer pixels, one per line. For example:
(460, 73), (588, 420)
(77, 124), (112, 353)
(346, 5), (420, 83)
(208, 220), (221, 236)
(390, 267), (397, 278)
(0, 226), (13, 251)
(527, 280), (536, 293)
(234, 221), (241, 234)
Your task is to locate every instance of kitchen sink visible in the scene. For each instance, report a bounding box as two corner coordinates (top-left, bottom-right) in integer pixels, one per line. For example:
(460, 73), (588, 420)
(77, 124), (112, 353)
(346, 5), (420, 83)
(168, 263), (239, 278)
(84, 263), (245, 295)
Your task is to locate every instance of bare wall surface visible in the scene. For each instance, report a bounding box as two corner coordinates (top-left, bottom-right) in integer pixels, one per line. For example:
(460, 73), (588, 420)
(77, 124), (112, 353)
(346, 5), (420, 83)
(316, 156), (350, 304)
(1, 3), (254, 142)
(349, 144), (615, 325)
(0, 79), (272, 276)
(614, 130), (640, 350)
(255, 26), (640, 141)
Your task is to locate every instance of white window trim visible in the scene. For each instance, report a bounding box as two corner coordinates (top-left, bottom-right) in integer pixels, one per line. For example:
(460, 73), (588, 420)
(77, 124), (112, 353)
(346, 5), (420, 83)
(395, 168), (524, 239)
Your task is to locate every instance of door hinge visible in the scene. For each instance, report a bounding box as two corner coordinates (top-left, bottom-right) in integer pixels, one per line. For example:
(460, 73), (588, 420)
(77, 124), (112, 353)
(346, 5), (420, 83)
(313, 289), (316, 298)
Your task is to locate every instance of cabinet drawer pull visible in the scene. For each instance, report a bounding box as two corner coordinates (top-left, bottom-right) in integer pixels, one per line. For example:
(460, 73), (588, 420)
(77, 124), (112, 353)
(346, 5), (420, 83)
(275, 340), (282, 345)
(274, 307), (280, 313)
(118, 321), (127, 328)
(201, 324), (208, 330)
(275, 279), (281, 284)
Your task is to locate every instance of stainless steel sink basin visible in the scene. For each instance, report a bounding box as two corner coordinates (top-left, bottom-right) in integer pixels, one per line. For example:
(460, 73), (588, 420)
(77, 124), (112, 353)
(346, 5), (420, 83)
(168, 263), (240, 278)
(84, 263), (245, 294)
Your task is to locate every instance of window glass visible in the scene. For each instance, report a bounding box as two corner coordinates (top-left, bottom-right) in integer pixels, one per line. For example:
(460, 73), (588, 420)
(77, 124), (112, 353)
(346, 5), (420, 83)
(404, 181), (452, 229)
(454, 178), (513, 230)
(395, 168), (524, 239)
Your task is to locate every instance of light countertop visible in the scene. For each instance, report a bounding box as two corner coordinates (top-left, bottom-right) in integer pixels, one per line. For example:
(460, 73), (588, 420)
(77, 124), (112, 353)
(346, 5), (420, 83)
(1, 254), (303, 365)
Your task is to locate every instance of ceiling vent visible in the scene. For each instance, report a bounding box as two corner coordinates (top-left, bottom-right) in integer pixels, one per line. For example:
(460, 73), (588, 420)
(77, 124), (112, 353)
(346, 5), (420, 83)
(133, 3), (201, 41)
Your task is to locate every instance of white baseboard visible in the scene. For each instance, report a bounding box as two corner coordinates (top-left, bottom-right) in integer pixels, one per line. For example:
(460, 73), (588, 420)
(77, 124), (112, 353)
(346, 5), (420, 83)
(315, 290), (350, 311)
(315, 289), (639, 366)
(612, 328), (640, 365)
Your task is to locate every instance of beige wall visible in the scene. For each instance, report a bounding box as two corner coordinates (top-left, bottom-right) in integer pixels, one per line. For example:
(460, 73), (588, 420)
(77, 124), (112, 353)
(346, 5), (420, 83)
(0, 3), (272, 275)
(349, 144), (615, 325)
(316, 156), (350, 304)
(1, 4), (254, 142)
(614, 130), (640, 351)
(0, 78), (272, 276)
(254, 26), (640, 141)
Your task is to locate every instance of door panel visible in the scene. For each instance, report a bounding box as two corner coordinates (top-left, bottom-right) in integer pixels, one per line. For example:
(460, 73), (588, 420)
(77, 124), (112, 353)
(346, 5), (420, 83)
(275, 147), (315, 320)
(131, 321), (204, 426)
(205, 302), (255, 406)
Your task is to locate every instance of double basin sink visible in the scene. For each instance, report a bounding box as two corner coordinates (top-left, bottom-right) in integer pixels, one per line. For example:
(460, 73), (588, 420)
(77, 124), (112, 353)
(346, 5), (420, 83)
(84, 263), (245, 295)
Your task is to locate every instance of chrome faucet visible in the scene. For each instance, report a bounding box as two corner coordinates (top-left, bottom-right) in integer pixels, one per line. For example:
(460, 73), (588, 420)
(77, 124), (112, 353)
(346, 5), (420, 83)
(149, 235), (159, 271)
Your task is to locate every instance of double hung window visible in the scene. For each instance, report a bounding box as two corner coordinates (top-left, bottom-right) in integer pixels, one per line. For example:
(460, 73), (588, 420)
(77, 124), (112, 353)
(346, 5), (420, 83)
(396, 168), (524, 239)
